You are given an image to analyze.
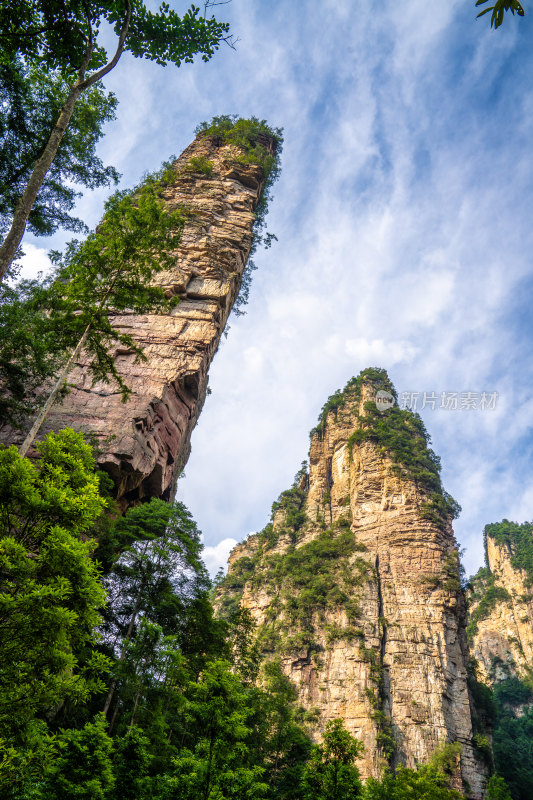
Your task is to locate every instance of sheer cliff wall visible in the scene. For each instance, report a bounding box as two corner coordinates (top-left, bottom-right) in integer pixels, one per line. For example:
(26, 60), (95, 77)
(11, 130), (277, 505)
(218, 372), (487, 798)
(468, 524), (533, 686)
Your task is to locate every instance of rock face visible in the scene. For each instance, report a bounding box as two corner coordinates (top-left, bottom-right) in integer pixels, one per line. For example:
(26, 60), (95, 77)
(10, 129), (277, 505)
(468, 524), (533, 686)
(219, 370), (486, 797)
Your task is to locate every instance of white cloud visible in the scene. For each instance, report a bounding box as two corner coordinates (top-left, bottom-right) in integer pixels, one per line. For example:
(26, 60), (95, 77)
(175, 0), (533, 579)
(11, 0), (533, 582)
(18, 244), (52, 281)
(202, 538), (239, 578)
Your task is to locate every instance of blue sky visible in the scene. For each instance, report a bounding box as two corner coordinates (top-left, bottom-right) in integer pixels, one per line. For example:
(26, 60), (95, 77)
(20, 0), (533, 577)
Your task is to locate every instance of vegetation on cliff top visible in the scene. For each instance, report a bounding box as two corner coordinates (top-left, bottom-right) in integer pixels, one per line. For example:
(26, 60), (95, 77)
(312, 368), (460, 530)
(195, 115), (284, 318)
(195, 114), (282, 245)
(310, 367), (397, 435)
(484, 520), (533, 585)
(466, 566), (512, 639)
(466, 518), (533, 638)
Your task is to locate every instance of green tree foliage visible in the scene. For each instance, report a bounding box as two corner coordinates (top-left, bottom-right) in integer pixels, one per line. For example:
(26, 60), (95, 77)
(1, 165), (185, 439)
(0, 278), (71, 429)
(491, 678), (533, 800)
(228, 607), (262, 684)
(167, 659), (269, 800)
(0, 57), (118, 242)
(487, 774), (514, 800)
(476, 1), (525, 28)
(99, 498), (209, 718)
(0, 1), (232, 279)
(40, 714), (114, 800)
(100, 499), (208, 643)
(0, 429), (110, 787)
(300, 719), (363, 800)
(484, 520), (533, 584)
(0, 2), (230, 73)
(257, 660), (312, 799)
(111, 725), (152, 800)
(0, 424), (315, 799)
(364, 743), (464, 800)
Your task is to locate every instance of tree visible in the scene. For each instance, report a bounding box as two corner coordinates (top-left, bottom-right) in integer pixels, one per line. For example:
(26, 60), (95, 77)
(487, 774), (513, 800)
(0, 1), (232, 281)
(0, 56), (119, 244)
(228, 607), (262, 684)
(168, 659), (268, 800)
(40, 714), (115, 800)
(100, 498), (207, 719)
(492, 701), (533, 800)
(111, 725), (153, 800)
(17, 166), (185, 454)
(300, 719), (363, 800)
(476, 1), (525, 27)
(363, 744), (464, 800)
(0, 429), (110, 782)
(257, 660), (312, 800)
(0, 278), (71, 430)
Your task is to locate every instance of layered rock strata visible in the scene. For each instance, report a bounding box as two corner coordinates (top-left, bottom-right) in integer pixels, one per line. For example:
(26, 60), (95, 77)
(220, 371), (486, 797)
(9, 129), (277, 505)
(468, 524), (533, 685)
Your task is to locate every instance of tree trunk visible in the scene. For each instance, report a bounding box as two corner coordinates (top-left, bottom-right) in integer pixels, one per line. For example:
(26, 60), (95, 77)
(0, 57), (89, 283)
(0, 3), (131, 282)
(129, 681), (142, 729)
(103, 576), (146, 716)
(108, 698), (121, 735)
(19, 323), (91, 456)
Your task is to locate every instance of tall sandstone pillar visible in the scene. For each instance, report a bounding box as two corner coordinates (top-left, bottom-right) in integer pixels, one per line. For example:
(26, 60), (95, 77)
(468, 523), (533, 685)
(28, 125), (278, 505)
(219, 370), (487, 798)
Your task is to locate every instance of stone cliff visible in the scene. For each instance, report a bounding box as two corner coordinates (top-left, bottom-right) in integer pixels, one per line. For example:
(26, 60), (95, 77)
(468, 521), (533, 687)
(218, 369), (487, 797)
(8, 121), (279, 506)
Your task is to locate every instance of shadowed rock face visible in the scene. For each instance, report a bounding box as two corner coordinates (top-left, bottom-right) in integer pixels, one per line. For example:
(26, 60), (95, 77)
(8, 132), (276, 506)
(219, 376), (487, 797)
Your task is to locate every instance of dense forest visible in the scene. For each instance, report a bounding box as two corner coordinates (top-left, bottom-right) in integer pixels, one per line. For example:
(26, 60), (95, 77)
(1, 430), (509, 800)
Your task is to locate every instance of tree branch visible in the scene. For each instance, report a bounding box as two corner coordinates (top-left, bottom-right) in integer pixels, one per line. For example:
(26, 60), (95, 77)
(80, 0), (132, 90)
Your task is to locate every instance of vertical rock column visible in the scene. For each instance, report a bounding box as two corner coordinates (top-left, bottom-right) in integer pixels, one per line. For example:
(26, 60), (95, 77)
(36, 130), (277, 505)
(220, 373), (487, 797)
(469, 532), (533, 684)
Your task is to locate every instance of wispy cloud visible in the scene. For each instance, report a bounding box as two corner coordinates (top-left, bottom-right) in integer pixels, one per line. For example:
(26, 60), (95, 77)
(18, 1), (533, 579)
